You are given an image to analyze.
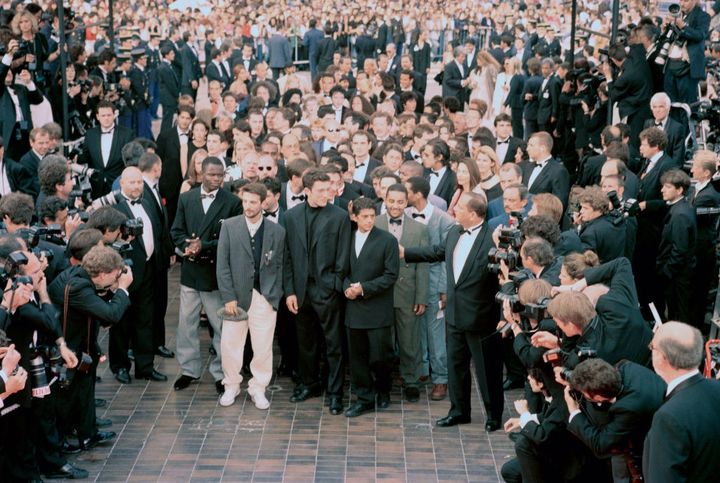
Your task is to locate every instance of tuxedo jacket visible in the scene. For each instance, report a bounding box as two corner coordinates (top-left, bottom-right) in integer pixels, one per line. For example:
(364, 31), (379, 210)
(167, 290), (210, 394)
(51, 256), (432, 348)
(499, 137), (523, 164)
(608, 50), (652, 119)
(441, 60), (467, 105)
(79, 125), (135, 197)
(656, 198), (696, 278)
(170, 187), (243, 291)
(537, 75), (560, 125)
(3, 157), (37, 198)
(428, 168), (457, 208)
(522, 158), (570, 208)
(217, 215), (286, 311)
(283, 203), (351, 306)
(643, 117), (686, 169)
(344, 227), (399, 329)
(375, 214), (429, 308)
(522, 74), (543, 121)
(643, 374), (720, 482)
(180, 44), (202, 93)
(205, 61), (231, 88)
(0, 63), (44, 149)
(157, 61), (181, 107)
(680, 6), (712, 80)
(156, 127), (187, 217)
(690, 182), (720, 244)
(315, 36), (337, 74)
(404, 222), (499, 334)
(504, 73), (526, 110)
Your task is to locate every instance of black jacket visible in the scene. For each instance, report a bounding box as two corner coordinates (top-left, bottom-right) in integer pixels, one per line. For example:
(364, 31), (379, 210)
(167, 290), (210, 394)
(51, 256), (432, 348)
(157, 60), (181, 108)
(441, 60), (467, 105)
(314, 36), (337, 74)
(504, 74), (526, 110)
(79, 125), (135, 197)
(522, 158), (570, 208)
(3, 157), (37, 198)
(643, 117), (686, 169)
(0, 61), (44, 150)
(656, 198), (696, 279)
(343, 227), (399, 329)
(537, 75), (560, 125)
(522, 74), (543, 121)
(608, 48), (653, 119)
(428, 167), (457, 207)
(579, 214), (627, 263)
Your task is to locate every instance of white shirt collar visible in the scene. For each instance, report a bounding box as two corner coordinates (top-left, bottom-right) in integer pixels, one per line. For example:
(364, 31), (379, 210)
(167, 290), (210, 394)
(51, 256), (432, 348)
(666, 370), (699, 396)
(650, 151), (664, 164)
(201, 187), (219, 197)
(694, 179), (710, 193)
(432, 165), (447, 177)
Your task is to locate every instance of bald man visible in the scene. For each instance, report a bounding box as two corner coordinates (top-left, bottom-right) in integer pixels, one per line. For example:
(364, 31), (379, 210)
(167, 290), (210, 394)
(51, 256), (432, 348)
(643, 322), (720, 482)
(108, 167), (168, 383)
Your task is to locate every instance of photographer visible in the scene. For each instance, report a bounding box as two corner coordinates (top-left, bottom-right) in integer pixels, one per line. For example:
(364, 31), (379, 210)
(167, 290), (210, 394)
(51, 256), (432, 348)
(523, 195), (583, 256)
(564, 359), (665, 482)
(575, 186), (626, 263)
(48, 245), (132, 451)
(600, 175), (638, 261)
(603, 42), (652, 146)
(36, 153), (74, 214)
(85, 205), (129, 245)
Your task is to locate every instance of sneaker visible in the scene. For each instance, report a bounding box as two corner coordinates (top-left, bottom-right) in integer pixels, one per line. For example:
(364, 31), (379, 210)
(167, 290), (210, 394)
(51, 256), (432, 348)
(219, 384), (240, 407)
(248, 388), (270, 410)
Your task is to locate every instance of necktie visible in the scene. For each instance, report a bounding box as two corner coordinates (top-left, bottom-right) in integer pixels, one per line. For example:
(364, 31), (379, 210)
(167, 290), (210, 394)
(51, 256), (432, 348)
(356, 163), (365, 168)
(389, 218), (402, 225)
(497, 139), (509, 145)
(201, 193), (215, 199)
(411, 213), (425, 219)
(291, 194), (306, 201)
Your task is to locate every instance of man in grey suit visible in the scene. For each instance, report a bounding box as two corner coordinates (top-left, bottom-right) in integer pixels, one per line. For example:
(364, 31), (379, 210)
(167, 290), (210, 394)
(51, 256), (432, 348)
(404, 176), (454, 401)
(376, 184), (429, 402)
(216, 183), (286, 409)
(267, 28), (292, 80)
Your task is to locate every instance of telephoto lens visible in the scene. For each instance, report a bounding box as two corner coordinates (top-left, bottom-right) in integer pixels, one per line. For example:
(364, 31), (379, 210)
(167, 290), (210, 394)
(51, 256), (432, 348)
(29, 348), (51, 397)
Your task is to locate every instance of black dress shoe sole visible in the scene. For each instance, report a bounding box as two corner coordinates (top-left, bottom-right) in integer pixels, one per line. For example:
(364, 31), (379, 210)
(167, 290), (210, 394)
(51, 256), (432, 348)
(155, 348), (175, 358)
(485, 421), (502, 432)
(289, 390), (322, 402)
(436, 417), (471, 427)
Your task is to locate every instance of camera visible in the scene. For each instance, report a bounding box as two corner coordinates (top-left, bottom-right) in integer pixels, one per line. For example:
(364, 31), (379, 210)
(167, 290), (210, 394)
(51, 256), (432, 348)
(120, 218), (144, 239)
(0, 251), (29, 288)
(32, 248), (54, 263)
(495, 270), (532, 313)
(558, 347), (598, 381)
(498, 225), (523, 250)
(110, 240), (134, 268)
(92, 189), (122, 208)
(27, 224), (65, 247)
(28, 345), (52, 397)
(607, 191), (641, 219)
(654, 4), (682, 66)
(67, 208), (89, 223)
(488, 247), (519, 274)
(522, 297), (550, 321)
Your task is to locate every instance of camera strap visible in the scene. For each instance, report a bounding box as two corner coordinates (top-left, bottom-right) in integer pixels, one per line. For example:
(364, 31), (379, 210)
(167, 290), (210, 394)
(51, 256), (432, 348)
(62, 283), (91, 355)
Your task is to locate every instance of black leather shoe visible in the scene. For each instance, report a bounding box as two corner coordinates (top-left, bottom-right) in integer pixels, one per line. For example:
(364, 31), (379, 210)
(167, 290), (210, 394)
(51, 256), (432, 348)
(139, 369), (168, 382)
(485, 419), (502, 432)
(436, 414), (471, 427)
(345, 401), (375, 417)
(44, 462), (89, 479)
(289, 384), (322, 402)
(174, 375), (199, 391)
(215, 380), (224, 395)
(155, 346), (175, 358)
(81, 431), (116, 450)
(405, 386), (420, 402)
(61, 440), (82, 454)
(115, 368), (131, 384)
(503, 378), (524, 391)
(96, 417), (112, 428)
(329, 397), (343, 415)
(94, 398), (107, 408)
(377, 392), (390, 409)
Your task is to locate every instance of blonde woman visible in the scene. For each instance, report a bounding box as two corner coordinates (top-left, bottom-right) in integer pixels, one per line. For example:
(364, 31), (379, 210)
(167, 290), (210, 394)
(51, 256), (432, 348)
(469, 51), (501, 119)
(475, 146), (502, 202)
(493, 57), (520, 116)
(181, 149), (208, 194)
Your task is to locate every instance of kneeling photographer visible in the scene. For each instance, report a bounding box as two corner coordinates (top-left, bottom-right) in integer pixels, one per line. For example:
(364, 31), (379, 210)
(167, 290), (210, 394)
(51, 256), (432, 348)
(563, 358), (665, 482)
(574, 186), (626, 264)
(0, 234), (86, 479)
(48, 245), (132, 452)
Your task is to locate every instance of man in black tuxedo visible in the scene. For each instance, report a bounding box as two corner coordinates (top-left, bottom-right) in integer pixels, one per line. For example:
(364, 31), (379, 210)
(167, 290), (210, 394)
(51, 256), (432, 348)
(656, 170), (696, 323)
(644, 322), (720, 482)
(421, 139), (457, 207)
(536, 59), (560, 134)
(0, 40), (45, 161)
(441, 46), (469, 105)
(522, 58), (543, 139)
(179, 31), (202, 99)
(206, 47), (232, 89)
(171, 157), (242, 394)
(576, 187), (627, 263)
(18, 126), (50, 194)
(157, 45), (181, 133)
(157, 105), (195, 227)
(604, 43), (652, 148)
(0, 139), (36, 198)
(402, 191), (504, 432)
(283, 168), (351, 415)
(79, 100), (134, 198)
(576, 126), (623, 187)
(522, 132), (570, 209)
(314, 25), (337, 75)
(643, 92), (686, 168)
(109, 167), (168, 384)
(350, 130), (381, 186)
(342, 197), (399, 417)
(494, 114), (523, 164)
(138, 152), (174, 358)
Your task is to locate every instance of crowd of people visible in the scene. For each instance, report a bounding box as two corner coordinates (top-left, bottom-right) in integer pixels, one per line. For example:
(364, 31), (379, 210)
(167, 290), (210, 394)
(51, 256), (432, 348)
(1, 0), (720, 481)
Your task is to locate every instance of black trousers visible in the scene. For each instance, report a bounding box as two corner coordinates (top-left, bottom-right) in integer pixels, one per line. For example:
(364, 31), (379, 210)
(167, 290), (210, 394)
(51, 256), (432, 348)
(503, 336), (526, 384)
(31, 388), (67, 472)
(276, 297), (299, 372)
(447, 324), (504, 422)
(1, 406), (42, 481)
(511, 107), (524, 140)
(347, 326), (393, 404)
(295, 282), (344, 397)
(108, 256), (156, 377)
(662, 271), (692, 324)
(690, 243), (716, 330)
(56, 369), (96, 441)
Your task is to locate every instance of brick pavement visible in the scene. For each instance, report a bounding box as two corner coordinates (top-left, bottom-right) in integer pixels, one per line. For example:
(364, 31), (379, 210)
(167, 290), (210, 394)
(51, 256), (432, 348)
(65, 250), (521, 483)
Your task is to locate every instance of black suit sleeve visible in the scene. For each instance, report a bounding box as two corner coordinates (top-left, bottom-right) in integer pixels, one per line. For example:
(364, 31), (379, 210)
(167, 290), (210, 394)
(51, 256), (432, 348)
(69, 282), (131, 328)
(568, 407), (640, 458)
(643, 411), (690, 483)
(332, 214), (352, 293)
(405, 242), (447, 264)
(552, 165), (570, 208)
(356, 237), (399, 298)
(583, 257), (638, 308)
(521, 400), (569, 445)
(13, 302), (62, 340)
(170, 194), (190, 252)
(661, 211), (695, 278)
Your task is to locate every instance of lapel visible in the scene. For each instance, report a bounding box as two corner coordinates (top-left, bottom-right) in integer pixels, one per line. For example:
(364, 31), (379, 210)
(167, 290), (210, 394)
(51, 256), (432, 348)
(108, 128), (124, 164)
(456, 223), (489, 286)
(295, 204), (308, 252)
(89, 129), (102, 168)
(398, 215), (415, 245)
(531, 161), (553, 189)
(198, 189), (225, 237)
(236, 216), (254, 259)
(260, 219), (274, 264)
(436, 169), (451, 195)
(353, 227), (375, 262)
(665, 373), (704, 402)
(376, 214), (389, 231)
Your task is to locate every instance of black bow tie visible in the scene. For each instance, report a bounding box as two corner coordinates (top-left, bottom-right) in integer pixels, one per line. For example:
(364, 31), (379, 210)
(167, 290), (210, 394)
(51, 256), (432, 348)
(460, 225), (481, 235)
(179, 131), (189, 137)
(411, 213), (425, 219)
(264, 210), (278, 217)
(389, 217), (402, 225)
(101, 129), (114, 135)
(430, 171), (440, 177)
(291, 194), (306, 201)
(201, 193), (215, 200)
(413, 154), (421, 159)
(655, 123), (663, 127)
(129, 198), (143, 205)
(497, 139), (509, 145)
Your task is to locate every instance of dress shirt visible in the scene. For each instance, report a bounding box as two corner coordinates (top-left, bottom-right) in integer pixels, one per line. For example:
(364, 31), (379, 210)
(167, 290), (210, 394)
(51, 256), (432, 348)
(355, 229), (370, 257)
(200, 188), (218, 213)
(644, 151), (664, 176)
(693, 180), (709, 200)
(177, 126), (189, 144)
(527, 156), (551, 189)
(321, 139), (337, 153)
(406, 202), (434, 226)
(452, 222), (482, 283)
(286, 184), (306, 210)
(654, 117), (667, 129)
(6, 86), (23, 122)
(333, 105), (343, 123)
(353, 155), (371, 183)
(666, 369), (699, 396)
(454, 60), (465, 78)
(101, 128), (114, 166)
(387, 215), (403, 242)
(0, 161), (12, 196)
(429, 166), (447, 194)
(496, 137), (510, 163)
(540, 75), (549, 93)
(125, 196), (154, 259)
(247, 217), (263, 238)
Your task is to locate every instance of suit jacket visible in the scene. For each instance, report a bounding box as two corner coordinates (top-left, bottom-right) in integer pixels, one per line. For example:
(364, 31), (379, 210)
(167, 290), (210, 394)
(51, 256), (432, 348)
(283, 203), (351, 306)
(142, 180), (173, 268)
(315, 36), (337, 74)
(522, 158), (570, 208)
(504, 73), (526, 110)
(522, 74), (543, 121)
(376, 214), (429, 308)
(205, 60), (231, 88)
(441, 60), (467, 105)
(576, 153), (606, 187)
(405, 222), (499, 333)
(643, 374), (720, 482)
(656, 198), (696, 278)
(217, 216), (286, 311)
(680, 5), (712, 80)
(405, 205), (453, 295)
(608, 50), (652, 119)
(691, 182), (720, 245)
(579, 214), (627, 263)
(429, 168), (457, 207)
(499, 137), (523, 164)
(355, 35), (376, 69)
(537, 75), (560, 125)
(0, 63), (44, 150)
(157, 60), (181, 107)
(180, 44), (202, 93)
(268, 34), (292, 69)
(344, 227), (399, 329)
(128, 65), (151, 111)
(156, 127), (187, 217)
(644, 117), (686, 169)
(79, 125), (134, 197)
(170, 187), (243, 291)
(637, 153), (675, 244)
(4, 156), (37, 198)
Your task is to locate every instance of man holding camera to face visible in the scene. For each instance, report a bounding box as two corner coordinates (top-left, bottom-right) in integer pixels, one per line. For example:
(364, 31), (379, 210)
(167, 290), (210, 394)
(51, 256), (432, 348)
(49, 245), (132, 452)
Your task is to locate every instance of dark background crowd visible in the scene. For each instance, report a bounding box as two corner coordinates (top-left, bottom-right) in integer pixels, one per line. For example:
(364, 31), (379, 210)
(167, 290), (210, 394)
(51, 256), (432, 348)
(0, 0), (720, 482)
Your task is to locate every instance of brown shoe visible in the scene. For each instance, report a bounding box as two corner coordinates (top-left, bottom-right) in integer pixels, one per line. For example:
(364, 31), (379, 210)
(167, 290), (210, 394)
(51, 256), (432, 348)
(430, 383), (447, 401)
(419, 374), (430, 383)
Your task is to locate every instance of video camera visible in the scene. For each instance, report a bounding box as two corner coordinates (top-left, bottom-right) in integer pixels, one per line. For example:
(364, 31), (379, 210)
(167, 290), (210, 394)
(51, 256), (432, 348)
(110, 239), (134, 268)
(654, 3), (682, 66)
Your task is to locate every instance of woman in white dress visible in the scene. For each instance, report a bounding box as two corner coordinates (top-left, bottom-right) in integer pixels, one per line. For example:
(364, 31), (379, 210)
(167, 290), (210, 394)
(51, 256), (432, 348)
(468, 51), (501, 119)
(492, 56), (517, 117)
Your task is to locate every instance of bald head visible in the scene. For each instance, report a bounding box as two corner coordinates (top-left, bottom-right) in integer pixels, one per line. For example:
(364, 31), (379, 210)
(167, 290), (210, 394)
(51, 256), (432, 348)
(654, 322), (703, 371)
(120, 166), (144, 199)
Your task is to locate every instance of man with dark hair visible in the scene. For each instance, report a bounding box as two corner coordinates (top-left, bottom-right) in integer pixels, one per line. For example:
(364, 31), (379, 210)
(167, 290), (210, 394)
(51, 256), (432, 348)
(565, 359), (665, 482)
(85, 205), (128, 244)
(38, 155), (73, 200)
(158, 44), (181, 133)
(576, 186), (626, 263)
(283, 168), (351, 415)
(180, 31), (202, 98)
(157, 105), (196, 225)
(171, 157), (242, 394)
(421, 138), (457, 207)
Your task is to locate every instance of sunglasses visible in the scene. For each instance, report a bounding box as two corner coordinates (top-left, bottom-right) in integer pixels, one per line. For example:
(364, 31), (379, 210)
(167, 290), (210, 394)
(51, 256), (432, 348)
(257, 166), (274, 171)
